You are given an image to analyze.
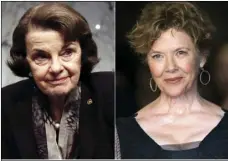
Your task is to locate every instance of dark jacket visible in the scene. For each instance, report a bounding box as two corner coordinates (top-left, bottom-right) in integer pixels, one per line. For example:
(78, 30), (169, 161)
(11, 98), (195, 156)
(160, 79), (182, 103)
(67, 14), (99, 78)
(2, 72), (114, 159)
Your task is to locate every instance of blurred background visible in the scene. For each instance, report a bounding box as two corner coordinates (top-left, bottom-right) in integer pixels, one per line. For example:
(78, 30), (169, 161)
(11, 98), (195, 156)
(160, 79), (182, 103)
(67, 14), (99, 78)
(1, 1), (115, 87)
(116, 2), (228, 117)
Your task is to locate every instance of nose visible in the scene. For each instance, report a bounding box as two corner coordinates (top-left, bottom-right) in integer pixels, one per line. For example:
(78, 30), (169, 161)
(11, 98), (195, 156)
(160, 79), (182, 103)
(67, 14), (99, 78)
(49, 57), (63, 74)
(165, 56), (177, 73)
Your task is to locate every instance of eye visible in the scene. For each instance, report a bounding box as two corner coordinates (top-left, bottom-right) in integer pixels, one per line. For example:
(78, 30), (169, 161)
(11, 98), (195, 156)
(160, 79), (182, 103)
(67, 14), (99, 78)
(33, 52), (49, 65)
(176, 50), (188, 56)
(61, 48), (75, 61)
(61, 49), (73, 57)
(152, 54), (164, 60)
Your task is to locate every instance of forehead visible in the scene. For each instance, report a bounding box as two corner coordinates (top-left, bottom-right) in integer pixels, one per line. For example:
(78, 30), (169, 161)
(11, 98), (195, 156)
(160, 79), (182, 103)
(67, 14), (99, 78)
(151, 28), (195, 52)
(26, 29), (64, 51)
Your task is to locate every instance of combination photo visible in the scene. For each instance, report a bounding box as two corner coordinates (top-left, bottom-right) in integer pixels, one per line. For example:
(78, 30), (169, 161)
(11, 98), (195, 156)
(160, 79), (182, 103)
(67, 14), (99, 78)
(1, 1), (228, 159)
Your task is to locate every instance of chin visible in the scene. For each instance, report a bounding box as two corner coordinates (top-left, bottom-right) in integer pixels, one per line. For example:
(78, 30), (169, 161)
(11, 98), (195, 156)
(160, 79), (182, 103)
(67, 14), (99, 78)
(165, 91), (183, 97)
(163, 87), (189, 97)
(43, 86), (73, 97)
(46, 90), (68, 97)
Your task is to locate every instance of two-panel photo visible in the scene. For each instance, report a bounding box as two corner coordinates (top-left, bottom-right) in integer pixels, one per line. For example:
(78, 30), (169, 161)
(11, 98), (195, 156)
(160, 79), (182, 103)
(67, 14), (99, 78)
(1, 1), (228, 159)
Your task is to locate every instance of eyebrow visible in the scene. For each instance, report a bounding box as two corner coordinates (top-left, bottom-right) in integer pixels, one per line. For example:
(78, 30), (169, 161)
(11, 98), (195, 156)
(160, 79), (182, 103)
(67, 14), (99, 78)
(150, 47), (190, 54)
(31, 49), (48, 54)
(30, 42), (77, 55)
(62, 42), (77, 49)
(173, 47), (190, 52)
(150, 50), (163, 54)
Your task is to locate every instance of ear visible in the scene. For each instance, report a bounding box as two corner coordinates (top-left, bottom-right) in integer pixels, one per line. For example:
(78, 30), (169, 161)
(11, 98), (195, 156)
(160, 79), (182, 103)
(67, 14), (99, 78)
(200, 55), (207, 68)
(199, 50), (209, 68)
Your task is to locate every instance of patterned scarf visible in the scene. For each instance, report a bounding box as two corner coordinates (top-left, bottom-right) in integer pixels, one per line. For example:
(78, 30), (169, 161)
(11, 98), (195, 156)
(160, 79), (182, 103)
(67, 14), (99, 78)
(32, 85), (81, 159)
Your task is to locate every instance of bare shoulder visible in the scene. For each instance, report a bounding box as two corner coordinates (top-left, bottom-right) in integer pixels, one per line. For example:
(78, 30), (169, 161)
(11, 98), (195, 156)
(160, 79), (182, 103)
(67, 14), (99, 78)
(136, 102), (156, 119)
(196, 99), (225, 131)
(135, 100), (162, 125)
(202, 98), (225, 117)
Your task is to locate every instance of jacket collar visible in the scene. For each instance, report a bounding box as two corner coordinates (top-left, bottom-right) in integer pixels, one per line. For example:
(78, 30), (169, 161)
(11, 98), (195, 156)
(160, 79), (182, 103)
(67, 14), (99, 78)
(77, 82), (97, 158)
(10, 81), (97, 158)
(10, 87), (39, 158)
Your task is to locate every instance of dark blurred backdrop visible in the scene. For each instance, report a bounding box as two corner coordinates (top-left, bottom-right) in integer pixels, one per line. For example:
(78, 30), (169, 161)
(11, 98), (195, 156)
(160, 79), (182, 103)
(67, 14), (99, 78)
(116, 2), (228, 118)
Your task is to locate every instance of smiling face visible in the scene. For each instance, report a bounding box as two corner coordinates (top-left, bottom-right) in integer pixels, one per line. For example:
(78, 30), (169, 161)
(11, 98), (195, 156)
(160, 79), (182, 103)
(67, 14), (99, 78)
(147, 28), (206, 97)
(26, 29), (81, 96)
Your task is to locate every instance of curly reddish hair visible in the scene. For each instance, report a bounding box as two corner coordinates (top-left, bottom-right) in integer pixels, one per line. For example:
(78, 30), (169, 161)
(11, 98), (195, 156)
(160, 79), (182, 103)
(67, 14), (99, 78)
(127, 2), (216, 56)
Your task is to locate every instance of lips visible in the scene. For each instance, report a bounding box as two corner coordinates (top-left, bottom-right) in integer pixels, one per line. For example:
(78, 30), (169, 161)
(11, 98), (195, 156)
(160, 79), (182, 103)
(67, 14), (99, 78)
(164, 77), (183, 84)
(47, 77), (69, 85)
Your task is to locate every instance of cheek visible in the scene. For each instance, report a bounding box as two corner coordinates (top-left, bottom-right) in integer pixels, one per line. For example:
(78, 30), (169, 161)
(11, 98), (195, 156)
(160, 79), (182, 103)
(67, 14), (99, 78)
(64, 59), (81, 76)
(29, 63), (49, 81)
(178, 57), (197, 74)
(183, 63), (193, 73)
(148, 61), (165, 77)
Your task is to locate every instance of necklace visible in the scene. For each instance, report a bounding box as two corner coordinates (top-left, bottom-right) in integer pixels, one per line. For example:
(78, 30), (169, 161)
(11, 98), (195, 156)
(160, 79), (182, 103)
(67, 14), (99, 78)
(53, 122), (60, 130)
(50, 120), (60, 130)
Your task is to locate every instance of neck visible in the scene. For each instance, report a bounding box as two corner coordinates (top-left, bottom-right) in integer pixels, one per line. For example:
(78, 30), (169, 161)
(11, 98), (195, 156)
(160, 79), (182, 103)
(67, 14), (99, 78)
(156, 82), (204, 115)
(48, 96), (65, 122)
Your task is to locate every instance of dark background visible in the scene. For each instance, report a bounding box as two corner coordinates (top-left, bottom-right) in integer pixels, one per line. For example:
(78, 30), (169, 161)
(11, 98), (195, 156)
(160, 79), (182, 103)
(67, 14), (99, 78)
(116, 2), (228, 117)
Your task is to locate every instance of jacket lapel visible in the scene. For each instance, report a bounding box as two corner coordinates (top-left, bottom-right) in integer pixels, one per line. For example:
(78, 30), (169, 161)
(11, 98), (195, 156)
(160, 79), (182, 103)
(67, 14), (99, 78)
(10, 96), (38, 158)
(9, 81), (98, 159)
(78, 83), (97, 158)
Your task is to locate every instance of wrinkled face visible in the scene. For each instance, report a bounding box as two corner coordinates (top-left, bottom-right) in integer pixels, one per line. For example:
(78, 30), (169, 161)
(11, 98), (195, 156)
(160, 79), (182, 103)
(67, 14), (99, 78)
(26, 29), (81, 96)
(147, 28), (206, 97)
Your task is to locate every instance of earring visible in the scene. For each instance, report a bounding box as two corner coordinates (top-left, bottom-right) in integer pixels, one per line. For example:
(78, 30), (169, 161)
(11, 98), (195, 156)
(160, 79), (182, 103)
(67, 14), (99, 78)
(200, 68), (210, 85)
(29, 72), (32, 77)
(149, 78), (157, 92)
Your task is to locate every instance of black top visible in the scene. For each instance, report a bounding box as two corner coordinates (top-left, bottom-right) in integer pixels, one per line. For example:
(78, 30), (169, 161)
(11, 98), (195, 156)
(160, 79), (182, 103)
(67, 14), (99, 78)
(117, 110), (228, 159)
(2, 72), (114, 159)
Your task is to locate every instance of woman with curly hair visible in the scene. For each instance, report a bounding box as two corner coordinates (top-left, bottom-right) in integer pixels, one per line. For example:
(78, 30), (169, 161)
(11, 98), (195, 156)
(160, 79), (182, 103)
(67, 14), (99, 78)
(116, 2), (228, 159)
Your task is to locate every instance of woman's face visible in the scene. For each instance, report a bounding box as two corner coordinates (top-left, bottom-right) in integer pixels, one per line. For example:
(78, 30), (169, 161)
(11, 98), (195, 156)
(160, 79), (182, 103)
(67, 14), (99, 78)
(26, 29), (81, 96)
(147, 28), (205, 97)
